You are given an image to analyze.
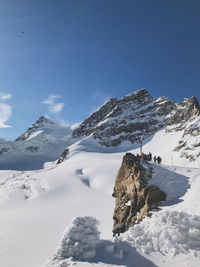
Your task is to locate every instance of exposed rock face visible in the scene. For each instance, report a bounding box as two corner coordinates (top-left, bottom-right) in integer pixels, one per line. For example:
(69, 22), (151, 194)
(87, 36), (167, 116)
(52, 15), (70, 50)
(56, 148), (69, 164)
(26, 146), (39, 153)
(0, 147), (10, 155)
(72, 98), (118, 138)
(73, 89), (173, 146)
(165, 96), (200, 131)
(72, 89), (200, 160)
(112, 153), (166, 236)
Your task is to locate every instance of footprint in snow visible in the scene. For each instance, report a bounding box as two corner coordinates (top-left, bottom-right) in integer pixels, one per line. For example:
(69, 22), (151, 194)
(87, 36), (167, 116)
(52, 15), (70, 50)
(75, 169), (84, 175)
(75, 169), (90, 188)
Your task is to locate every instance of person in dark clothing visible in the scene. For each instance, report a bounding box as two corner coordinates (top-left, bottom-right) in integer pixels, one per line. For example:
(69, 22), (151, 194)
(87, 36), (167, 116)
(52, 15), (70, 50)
(153, 155), (157, 163)
(157, 156), (162, 164)
(136, 153), (140, 160)
(148, 152), (152, 161)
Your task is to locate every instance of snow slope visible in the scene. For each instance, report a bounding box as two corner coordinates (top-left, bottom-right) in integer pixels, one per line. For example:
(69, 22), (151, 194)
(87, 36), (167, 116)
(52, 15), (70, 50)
(0, 133), (200, 267)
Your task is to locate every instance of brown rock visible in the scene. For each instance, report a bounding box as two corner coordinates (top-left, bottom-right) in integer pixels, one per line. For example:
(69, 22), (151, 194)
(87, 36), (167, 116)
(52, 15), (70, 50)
(112, 153), (166, 236)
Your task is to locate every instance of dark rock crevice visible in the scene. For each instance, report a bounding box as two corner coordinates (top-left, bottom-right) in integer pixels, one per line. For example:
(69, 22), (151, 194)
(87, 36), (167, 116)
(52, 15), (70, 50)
(56, 148), (69, 164)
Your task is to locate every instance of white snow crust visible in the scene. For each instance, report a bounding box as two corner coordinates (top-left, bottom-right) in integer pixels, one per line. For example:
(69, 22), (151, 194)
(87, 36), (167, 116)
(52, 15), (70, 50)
(121, 210), (200, 255)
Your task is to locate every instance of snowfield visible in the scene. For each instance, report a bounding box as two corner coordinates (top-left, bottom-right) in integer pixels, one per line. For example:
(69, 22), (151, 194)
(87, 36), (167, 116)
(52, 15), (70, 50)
(0, 129), (200, 267)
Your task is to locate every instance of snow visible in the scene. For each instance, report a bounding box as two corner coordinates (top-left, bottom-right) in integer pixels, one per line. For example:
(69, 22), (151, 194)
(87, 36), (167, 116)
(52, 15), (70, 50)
(121, 210), (200, 255)
(0, 153), (117, 267)
(44, 216), (155, 267)
(26, 130), (44, 140)
(0, 120), (74, 170)
(50, 217), (101, 261)
(1, 119), (200, 266)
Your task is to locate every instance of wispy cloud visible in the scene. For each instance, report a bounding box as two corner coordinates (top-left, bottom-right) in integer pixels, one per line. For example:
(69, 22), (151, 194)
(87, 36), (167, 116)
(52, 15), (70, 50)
(49, 103), (64, 113)
(0, 103), (12, 128)
(42, 94), (60, 105)
(0, 93), (12, 101)
(0, 92), (12, 128)
(42, 94), (65, 114)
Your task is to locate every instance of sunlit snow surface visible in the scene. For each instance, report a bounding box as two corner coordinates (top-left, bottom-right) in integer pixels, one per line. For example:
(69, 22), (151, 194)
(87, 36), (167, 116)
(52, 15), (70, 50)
(0, 131), (200, 267)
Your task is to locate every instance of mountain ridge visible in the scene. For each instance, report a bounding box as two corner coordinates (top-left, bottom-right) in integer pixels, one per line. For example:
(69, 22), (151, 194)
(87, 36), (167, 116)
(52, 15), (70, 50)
(72, 89), (200, 163)
(0, 89), (200, 169)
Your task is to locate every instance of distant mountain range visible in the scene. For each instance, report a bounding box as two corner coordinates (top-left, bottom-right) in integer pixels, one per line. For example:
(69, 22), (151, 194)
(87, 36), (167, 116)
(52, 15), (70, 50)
(0, 116), (72, 170)
(0, 89), (200, 170)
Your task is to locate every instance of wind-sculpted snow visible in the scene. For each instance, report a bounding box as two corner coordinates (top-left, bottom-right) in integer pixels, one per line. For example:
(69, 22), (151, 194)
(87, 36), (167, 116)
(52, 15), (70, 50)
(44, 216), (155, 267)
(121, 210), (200, 255)
(54, 217), (101, 261)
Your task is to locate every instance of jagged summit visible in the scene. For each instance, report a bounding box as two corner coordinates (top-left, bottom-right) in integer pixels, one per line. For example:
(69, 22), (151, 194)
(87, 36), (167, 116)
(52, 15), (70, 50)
(72, 97), (118, 138)
(33, 115), (56, 127)
(122, 88), (152, 102)
(15, 116), (56, 142)
(73, 89), (171, 145)
(72, 89), (200, 161)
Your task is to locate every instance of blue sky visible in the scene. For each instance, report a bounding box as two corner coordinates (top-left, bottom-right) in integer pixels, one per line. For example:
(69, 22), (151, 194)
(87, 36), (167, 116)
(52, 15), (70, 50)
(1, 0), (200, 140)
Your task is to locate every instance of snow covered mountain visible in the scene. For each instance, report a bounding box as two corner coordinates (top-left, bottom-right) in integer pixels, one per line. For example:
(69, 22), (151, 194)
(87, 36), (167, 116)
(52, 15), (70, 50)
(1, 89), (200, 170)
(0, 116), (73, 170)
(72, 89), (200, 163)
(0, 89), (200, 267)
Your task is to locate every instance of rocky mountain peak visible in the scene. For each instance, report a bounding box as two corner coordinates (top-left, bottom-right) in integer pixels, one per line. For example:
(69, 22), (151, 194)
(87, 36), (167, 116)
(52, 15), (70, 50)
(33, 116), (55, 127)
(122, 88), (152, 103)
(15, 116), (56, 142)
(72, 97), (118, 138)
(71, 89), (200, 157)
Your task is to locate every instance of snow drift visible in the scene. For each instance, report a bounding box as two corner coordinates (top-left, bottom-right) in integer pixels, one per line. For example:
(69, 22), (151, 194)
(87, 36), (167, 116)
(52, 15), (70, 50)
(44, 216), (155, 267)
(44, 216), (125, 266)
(122, 210), (200, 255)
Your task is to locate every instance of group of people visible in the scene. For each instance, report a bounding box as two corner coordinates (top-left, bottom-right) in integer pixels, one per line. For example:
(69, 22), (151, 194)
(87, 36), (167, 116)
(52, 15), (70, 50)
(140, 152), (152, 161)
(153, 155), (162, 164)
(139, 152), (162, 164)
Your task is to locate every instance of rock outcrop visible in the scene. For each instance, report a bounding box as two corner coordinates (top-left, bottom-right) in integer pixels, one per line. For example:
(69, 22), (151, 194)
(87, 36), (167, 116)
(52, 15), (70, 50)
(56, 148), (69, 164)
(112, 153), (166, 236)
